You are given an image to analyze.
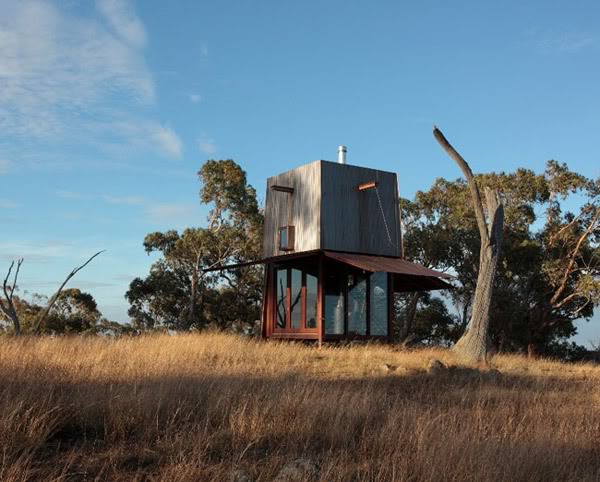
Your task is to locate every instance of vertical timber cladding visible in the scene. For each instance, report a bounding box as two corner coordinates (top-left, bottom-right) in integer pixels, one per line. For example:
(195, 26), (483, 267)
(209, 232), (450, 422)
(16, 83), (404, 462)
(320, 161), (401, 257)
(262, 160), (322, 258)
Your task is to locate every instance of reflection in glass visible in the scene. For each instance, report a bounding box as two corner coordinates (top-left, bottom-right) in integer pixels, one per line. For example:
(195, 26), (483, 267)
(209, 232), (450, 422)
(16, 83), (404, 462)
(325, 271), (344, 334)
(348, 272), (367, 335)
(279, 227), (288, 250)
(290, 269), (302, 329)
(370, 272), (388, 336)
(306, 273), (318, 329)
(276, 269), (287, 329)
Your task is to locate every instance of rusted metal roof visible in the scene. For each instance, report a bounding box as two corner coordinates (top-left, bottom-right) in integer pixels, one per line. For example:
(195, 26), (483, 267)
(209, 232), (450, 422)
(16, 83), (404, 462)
(322, 251), (452, 278)
(204, 249), (452, 290)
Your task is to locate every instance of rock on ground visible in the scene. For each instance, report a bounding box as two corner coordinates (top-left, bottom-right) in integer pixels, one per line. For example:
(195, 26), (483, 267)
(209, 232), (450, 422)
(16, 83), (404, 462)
(228, 469), (255, 482)
(427, 359), (447, 374)
(273, 458), (319, 482)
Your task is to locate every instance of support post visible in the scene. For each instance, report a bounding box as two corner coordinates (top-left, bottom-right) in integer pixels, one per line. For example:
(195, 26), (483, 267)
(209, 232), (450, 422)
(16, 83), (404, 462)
(387, 273), (394, 342)
(317, 254), (324, 348)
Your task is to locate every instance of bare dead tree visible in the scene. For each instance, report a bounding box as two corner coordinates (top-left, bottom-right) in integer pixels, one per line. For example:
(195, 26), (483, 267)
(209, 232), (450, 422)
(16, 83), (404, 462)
(0, 259), (24, 335)
(0, 251), (105, 335)
(433, 127), (504, 363)
(32, 251), (105, 334)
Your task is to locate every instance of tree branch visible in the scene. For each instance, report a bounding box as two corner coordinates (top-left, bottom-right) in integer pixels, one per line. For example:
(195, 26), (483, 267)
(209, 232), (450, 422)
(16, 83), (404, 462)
(547, 209), (586, 246)
(2, 260), (15, 302)
(9, 259), (23, 302)
(33, 251), (105, 334)
(1, 259), (23, 335)
(550, 209), (600, 307)
(433, 126), (490, 244)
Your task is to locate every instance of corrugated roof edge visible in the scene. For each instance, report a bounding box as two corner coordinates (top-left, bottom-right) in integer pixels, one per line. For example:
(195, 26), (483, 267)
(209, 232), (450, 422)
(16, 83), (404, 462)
(203, 249), (453, 280)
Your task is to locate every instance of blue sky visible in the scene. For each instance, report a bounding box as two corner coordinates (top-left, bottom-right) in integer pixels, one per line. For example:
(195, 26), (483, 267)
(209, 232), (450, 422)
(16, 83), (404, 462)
(1, 0), (598, 344)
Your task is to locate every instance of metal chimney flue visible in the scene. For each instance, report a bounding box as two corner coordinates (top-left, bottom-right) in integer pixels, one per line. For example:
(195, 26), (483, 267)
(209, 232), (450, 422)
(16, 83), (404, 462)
(338, 145), (347, 164)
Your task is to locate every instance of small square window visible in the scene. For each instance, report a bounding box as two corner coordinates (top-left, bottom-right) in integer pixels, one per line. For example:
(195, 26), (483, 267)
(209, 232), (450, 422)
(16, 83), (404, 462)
(279, 226), (295, 251)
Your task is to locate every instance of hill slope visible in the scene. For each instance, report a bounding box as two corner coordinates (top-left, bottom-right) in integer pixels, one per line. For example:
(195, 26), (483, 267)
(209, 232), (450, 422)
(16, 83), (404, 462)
(1, 333), (599, 481)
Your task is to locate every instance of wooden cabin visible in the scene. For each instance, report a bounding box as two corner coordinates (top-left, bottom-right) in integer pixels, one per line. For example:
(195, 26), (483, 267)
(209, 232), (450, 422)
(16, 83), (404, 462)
(258, 150), (451, 342)
(207, 148), (451, 342)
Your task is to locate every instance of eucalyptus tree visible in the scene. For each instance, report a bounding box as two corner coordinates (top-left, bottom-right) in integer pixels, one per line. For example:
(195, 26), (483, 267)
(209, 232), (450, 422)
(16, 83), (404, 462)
(127, 159), (264, 331)
(400, 133), (599, 359)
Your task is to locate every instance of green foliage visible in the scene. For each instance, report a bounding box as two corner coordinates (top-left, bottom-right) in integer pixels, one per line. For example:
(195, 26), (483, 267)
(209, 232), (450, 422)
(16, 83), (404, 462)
(395, 292), (460, 346)
(402, 161), (599, 355)
(127, 159), (264, 332)
(126, 263), (189, 330)
(1, 290), (129, 336)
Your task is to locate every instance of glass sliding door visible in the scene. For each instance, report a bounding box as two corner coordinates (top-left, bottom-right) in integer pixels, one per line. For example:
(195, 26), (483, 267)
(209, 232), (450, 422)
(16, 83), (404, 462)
(369, 272), (388, 336)
(275, 269), (287, 330)
(290, 269), (302, 330)
(305, 272), (318, 329)
(324, 270), (345, 335)
(273, 264), (319, 334)
(347, 272), (367, 335)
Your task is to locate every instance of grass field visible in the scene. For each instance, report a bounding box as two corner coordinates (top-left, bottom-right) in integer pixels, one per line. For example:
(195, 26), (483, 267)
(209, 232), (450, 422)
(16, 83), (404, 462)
(0, 333), (599, 481)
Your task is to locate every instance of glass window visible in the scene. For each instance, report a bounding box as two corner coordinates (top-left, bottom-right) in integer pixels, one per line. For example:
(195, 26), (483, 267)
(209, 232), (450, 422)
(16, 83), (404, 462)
(279, 227), (288, 250)
(325, 270), (345, 335)
(275, 269), (287, 329)
(347, 272), (367, 335)
(370, 272), (388, 336)
(305, 273), (318, 329)
(290, 269), (302, 329)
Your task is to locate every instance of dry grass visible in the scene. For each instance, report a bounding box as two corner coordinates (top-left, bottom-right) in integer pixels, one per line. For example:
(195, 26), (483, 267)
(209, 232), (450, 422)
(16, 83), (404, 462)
(0, 333), (599, 481)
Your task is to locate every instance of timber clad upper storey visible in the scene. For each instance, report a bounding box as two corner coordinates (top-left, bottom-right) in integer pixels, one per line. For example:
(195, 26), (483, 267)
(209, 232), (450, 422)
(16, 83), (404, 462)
(263, 160), (402, 258)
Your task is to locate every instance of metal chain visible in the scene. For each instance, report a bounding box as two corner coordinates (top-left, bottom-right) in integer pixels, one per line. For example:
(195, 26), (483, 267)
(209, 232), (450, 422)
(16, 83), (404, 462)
(374, 185), (396, 248)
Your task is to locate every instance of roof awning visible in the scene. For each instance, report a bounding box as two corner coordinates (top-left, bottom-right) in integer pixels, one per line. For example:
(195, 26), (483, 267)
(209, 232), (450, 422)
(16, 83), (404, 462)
(321, 251), (453, 292)
(204, 249), (453, 292)
(322, 251), (451, 278)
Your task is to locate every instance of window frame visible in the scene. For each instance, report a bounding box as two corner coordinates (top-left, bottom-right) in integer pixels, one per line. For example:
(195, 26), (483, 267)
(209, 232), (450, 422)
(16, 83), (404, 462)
(273, 265), (318, 333)
(278, 225), (295, 252)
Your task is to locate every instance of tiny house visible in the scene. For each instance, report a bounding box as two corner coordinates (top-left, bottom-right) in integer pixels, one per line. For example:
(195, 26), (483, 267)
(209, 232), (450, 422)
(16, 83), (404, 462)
(212, 147), (451, 342)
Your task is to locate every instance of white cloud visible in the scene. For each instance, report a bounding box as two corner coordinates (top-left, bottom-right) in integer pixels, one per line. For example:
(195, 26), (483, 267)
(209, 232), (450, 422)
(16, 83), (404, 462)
(145, 203), (195, 223)
(198, 135), (217, 156)
(189, 94), (202, 103)
(57, 190), (146, 205)
(0, 199), (19, 209)
(102, 195), (146, 205)
(96, 0), (147, 49)
(531, 29), (597, 53)
(57, 190), (86, 200)
(0, 159), (13, 175)
(0, 0), (154, 138)
(0, 240), (72, 263)
(0, 0), (182, 159)
(26, 279), (116, 289)
(151, 125), (183, 158)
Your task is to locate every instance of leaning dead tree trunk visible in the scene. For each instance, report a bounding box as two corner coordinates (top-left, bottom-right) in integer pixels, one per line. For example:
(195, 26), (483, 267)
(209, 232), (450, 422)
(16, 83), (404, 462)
(433, 127), (504, 363)
(32, 251), (105, 334)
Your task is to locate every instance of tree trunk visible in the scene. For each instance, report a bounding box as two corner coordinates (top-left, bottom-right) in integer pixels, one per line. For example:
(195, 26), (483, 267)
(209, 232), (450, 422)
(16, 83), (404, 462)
(433, 127), (504, 364)
(4, 308), (20, 336)
(399, 291), (421, 343)
(1, 259), (23, 336)
(187, 271), (197, 328)
(452, 224), (501, 361)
